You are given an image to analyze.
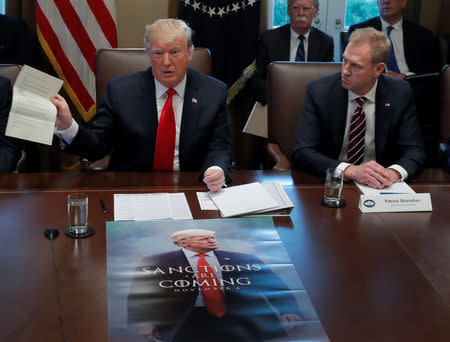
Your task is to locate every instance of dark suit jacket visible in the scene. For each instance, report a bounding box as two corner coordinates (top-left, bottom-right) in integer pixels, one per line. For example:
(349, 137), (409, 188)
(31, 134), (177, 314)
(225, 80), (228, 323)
(248, 24), (334, 104)
(347, 17), (440, 74)
(0, 14), (35, 66)
(128, 249), (298, 341)
(292, 73), (425, 178)
(65, 68), (232, 181)
(0, 76), (21, 172)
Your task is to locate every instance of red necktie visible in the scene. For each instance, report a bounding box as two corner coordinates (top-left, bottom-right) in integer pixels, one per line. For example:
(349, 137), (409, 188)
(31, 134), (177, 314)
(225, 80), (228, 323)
(197, 253), (226, 317)
(153, 88), (176, 170)
(347, 96), (367, 165)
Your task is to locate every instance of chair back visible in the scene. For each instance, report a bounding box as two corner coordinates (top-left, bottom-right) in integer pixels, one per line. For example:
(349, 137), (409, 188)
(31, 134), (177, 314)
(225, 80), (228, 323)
(0, 64), (21, 87)
(442, 65), (450, 141)
(268, 62), (341, 167)
(95, 47), (211, 105)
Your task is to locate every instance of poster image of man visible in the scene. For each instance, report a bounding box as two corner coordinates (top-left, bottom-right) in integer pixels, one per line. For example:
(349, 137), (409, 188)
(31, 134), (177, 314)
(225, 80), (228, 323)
(106, 217), (329, 342)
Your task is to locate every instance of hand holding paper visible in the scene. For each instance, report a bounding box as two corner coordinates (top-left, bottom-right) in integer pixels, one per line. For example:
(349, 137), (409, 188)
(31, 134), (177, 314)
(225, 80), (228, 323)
(51, 94), (74, 130)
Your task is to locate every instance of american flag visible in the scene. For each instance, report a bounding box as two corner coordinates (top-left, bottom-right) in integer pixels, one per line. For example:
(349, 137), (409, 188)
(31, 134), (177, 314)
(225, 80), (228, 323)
(36, 0), (117, 121)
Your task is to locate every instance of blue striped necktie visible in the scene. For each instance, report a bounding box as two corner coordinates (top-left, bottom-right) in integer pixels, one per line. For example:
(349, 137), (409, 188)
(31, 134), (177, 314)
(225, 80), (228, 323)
(386, 26), (400, 73)
(295, 35), (305, 61)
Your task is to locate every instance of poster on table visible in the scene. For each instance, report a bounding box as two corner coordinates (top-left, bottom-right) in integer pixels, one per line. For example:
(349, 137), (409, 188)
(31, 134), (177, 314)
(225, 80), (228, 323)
(106, 217), (329, 341)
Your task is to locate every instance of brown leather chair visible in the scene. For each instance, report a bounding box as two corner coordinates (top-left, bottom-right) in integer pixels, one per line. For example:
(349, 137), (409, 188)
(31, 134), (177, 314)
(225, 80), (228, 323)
(0, 64), (21, 86)
(0, 64), (26, 172)
(267, 62), (342, 169)
(86, 47), (212, 170)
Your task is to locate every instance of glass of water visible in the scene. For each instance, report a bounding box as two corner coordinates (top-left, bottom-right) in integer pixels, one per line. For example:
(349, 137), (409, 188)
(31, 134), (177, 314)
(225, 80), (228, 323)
(322, 168), (345, 207)
(67, 193), (88, 235)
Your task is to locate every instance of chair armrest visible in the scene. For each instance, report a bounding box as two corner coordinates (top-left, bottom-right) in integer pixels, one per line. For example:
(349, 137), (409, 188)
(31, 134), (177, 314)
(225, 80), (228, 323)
(267, 143), (291, 170)
(80, 155), (110, 171)
(13, 149), (27, 173)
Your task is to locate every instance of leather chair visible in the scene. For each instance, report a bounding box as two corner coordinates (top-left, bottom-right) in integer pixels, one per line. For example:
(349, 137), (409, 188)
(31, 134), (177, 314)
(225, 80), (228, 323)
(267, 62), (342, 169)
(0, 64), (26, 172)
(0, 64), (21, 86)
(85, 47), (212, 170)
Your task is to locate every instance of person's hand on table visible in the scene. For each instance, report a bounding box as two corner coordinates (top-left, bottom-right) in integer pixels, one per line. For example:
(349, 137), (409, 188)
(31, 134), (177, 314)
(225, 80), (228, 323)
(344, 160), (400, 189)
(203, 168), (225, 192)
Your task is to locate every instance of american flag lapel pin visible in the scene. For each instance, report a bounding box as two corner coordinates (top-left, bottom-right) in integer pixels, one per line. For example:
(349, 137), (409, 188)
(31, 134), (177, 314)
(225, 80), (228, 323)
(385, 103), (391, 107)
(192, 97), (198, 104)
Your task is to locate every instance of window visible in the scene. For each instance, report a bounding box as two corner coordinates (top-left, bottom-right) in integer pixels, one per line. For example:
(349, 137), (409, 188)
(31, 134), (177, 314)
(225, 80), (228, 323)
(0, 0), (5, 15)
(345, 0), (378, 27)
(270, 0), (379, 29)
(272, 0), (289, 28)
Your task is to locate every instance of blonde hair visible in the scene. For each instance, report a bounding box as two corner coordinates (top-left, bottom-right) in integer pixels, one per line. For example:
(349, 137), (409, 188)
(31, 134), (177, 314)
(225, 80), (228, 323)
(172, 229), (215, 246)
(348, 27), (391, 64)
(144, 19), (194, 53)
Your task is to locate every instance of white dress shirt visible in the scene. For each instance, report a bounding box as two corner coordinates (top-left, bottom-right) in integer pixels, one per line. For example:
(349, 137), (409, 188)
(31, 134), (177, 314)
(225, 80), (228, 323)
(380, 18), (412, 76)
(337, 80), (408, 180)
(289, 27), (311, 61)
(181, 247), (224, 307)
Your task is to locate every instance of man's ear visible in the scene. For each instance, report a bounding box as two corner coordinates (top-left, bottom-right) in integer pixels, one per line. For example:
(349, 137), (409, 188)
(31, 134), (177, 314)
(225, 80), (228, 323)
(375, 62), (385, 76)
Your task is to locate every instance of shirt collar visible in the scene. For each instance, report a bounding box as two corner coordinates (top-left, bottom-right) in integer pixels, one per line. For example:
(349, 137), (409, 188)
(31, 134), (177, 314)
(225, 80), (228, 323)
(182, 247), (215, 258)
(348, 78), (378, 104)
(380, 17), (403, 31)
(290, 26), (311, 42)
(154, 73), (187, 99)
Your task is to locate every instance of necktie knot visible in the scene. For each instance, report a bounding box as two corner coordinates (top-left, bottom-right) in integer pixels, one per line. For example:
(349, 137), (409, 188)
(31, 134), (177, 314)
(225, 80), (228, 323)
(298, 34), (305, 41)
(387, 26), (394, 36)
(355, 96), (367, 107)
(166, 88), (176, 97)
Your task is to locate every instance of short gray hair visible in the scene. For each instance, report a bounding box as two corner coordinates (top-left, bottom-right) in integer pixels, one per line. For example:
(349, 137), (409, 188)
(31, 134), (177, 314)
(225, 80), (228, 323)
(144, 18), (194, 54)
(348, 27), (390, 64)
(288, 0), (319, 8)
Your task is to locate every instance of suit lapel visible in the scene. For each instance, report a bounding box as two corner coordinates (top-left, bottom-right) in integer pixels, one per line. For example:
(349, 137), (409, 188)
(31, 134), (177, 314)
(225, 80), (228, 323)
(142, 69), (158, 168)
(328, 78), (348, 157)
(307, 27), (317, 60)
(374, 76), (390, 159)
(401, 20), (413, 69)
(179, 69), (201, 168)
(280, 24), (291, 60)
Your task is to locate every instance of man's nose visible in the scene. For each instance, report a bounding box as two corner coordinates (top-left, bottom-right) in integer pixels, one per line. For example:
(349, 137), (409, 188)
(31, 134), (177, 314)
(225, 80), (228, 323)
(162, 52), (171, 65)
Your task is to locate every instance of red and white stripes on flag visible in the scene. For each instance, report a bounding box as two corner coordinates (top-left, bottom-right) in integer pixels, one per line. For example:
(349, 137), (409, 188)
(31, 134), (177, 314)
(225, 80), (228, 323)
(36, 0), (117, 121)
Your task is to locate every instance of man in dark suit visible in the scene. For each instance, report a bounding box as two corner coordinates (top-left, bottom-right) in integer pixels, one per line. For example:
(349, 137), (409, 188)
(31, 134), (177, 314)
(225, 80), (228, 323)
(127, 229), (302, 342)
(51, 19), (231, 192)
(248, 0), (334, 104)
(0, 76), (21, 172)
(0, 14), (36, 67)
(346, 0), (440, 78)
(293, 27), (425, 189)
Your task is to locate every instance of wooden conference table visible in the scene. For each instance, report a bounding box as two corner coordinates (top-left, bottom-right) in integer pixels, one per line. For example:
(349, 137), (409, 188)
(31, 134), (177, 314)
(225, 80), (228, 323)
(0, 169), (449, 342)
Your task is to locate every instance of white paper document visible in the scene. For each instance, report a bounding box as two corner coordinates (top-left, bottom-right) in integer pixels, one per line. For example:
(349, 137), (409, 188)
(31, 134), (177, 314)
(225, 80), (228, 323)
(250, 181), (294, 216)
(196, 192), (218, 210)
(5, 65), (63, 145)
(207, 182), (281, 217)
(355, 181), (415, 195)
(114, 193), (193, 221)
(242, 101), (268, 138)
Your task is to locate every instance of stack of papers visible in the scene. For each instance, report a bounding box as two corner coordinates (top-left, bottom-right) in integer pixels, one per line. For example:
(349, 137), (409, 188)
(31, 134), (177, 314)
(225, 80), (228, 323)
(355, 181), (415, 195)
(114, 193), (192, 221)
(206, 181), (294, 217)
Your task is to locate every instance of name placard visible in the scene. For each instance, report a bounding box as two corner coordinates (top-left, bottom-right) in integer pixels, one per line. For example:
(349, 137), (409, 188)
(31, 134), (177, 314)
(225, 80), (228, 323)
(358, 193), (432, 213)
